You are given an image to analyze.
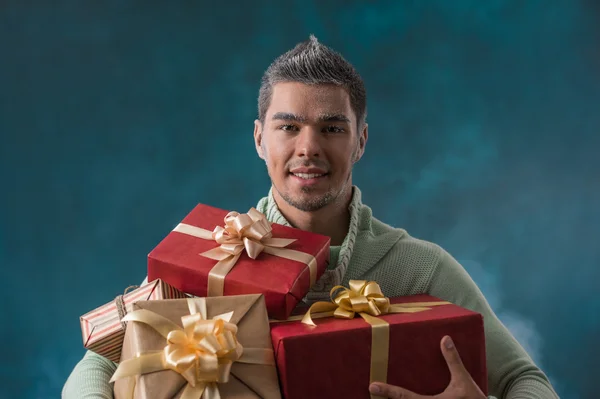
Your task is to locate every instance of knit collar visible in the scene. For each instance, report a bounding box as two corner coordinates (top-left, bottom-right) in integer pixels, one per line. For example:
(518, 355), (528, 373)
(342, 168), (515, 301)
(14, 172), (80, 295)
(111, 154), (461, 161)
(256, 185), (364, 297)
(261, 185), (362, 229)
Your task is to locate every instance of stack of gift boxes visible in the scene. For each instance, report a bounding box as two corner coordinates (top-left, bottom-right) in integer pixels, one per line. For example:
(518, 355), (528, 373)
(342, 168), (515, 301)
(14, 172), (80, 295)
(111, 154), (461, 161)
(79, 203), (488, 398)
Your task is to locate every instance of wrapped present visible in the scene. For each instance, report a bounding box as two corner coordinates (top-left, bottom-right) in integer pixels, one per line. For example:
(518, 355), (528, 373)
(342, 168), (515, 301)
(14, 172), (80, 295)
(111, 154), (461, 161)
(111, 294), (281, 399)
(269, 281), (488, 399)
(148, 204), (330, 320)
(80, 279), (187, 362)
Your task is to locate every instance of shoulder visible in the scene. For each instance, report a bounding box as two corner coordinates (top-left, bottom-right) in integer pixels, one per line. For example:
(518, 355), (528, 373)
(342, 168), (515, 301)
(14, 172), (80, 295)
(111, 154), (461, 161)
(357, 199), (444, 261)
(383, 229), (486, 304)
(370, 213), (446, 265)
(398, 232), (449, 272)
(359, 216), (448, 296)
(385, 228), (447, 277)
(355, 201), (447, 273)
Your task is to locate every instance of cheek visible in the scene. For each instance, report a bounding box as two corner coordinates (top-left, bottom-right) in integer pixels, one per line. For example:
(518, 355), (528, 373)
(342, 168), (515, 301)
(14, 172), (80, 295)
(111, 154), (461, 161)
(263, 145), (287, 175)
(265, 139), (292, 167)
(332, 146), (357, 173)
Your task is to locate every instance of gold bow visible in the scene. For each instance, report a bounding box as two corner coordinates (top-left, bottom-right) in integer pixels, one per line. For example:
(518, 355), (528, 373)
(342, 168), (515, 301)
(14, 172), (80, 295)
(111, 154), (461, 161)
(164, 311), (241, 389)
(298, 280), (451, 399)
(110, 298), (275, 399)
(173, 208), (318, 296)
(301, 280), (450, 326)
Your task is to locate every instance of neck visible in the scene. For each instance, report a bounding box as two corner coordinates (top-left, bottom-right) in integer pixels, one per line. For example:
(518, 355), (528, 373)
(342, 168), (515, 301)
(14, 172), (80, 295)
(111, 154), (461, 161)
(272, 185), (353, 246)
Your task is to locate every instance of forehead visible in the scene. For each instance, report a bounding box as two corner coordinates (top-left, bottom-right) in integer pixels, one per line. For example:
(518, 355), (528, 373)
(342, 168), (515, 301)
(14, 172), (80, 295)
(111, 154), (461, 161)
(268, 82), (355, 121)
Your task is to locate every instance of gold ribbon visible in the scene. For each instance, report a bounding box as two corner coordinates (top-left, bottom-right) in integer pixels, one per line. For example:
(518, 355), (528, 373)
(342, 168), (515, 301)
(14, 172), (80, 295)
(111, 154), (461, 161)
(110, 298), (275, 399)
(173, 207), (319, 296)
(299, 280), (451, 399)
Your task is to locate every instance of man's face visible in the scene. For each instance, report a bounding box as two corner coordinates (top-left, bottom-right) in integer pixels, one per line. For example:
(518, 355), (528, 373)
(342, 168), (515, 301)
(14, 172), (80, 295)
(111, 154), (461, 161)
(254, 82), (367, 212)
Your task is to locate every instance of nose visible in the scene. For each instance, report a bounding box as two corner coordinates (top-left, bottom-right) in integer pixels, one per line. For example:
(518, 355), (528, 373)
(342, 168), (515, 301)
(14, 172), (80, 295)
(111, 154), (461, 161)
(295, 127), (322, 159)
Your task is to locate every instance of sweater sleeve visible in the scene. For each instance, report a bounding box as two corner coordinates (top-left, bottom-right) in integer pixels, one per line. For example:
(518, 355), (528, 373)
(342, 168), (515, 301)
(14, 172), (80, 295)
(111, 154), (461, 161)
(61, 350), (116, 399)
(427, 248), (559, 399)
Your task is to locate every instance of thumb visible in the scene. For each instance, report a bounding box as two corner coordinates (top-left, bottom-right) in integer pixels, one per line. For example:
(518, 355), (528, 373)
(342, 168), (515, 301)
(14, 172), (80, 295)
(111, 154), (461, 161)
(440, 335), (469, 381)
(369, 382), (425, 399)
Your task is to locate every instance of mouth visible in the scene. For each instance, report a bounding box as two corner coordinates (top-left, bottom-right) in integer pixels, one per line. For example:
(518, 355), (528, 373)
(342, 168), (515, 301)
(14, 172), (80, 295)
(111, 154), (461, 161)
(289, 172), (328, 180)
(288, 171), (329, 186)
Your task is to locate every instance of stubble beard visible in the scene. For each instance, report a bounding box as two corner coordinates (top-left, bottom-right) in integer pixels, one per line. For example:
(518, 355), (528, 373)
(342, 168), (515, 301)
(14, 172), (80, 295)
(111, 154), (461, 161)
(263, 141), (358, 213)
(271, 171), (353, 212)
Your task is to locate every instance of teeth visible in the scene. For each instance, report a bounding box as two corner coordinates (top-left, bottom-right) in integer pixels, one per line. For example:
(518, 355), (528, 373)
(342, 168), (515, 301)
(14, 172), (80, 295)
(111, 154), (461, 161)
(293, 173), (325, 179)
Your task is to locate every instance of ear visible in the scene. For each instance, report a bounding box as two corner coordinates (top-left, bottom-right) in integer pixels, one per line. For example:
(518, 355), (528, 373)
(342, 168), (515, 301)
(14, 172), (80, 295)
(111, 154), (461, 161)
(353, 123), (368, 163)
(254, 119), (265, 160)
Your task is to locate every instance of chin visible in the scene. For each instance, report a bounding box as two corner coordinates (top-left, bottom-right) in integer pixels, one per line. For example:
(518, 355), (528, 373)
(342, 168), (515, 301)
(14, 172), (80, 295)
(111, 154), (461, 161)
(297, 191), (336, 211)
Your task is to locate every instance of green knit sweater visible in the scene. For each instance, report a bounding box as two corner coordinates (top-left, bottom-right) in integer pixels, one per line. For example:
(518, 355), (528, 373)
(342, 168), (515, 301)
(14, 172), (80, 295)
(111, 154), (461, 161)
(62, 186), (558, 399)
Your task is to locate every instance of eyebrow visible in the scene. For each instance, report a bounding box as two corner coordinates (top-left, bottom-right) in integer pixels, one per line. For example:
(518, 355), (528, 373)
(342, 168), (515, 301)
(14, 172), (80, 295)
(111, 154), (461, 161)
(271, 112), (351, 124)
(271, 112), (308, 123)
(318, 113), (351, 123)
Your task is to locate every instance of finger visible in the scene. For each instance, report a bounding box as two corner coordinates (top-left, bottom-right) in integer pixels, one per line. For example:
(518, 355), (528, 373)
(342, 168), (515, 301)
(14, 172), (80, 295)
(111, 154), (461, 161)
(440, 335), (469, 380)
(369, 382), (425, 399)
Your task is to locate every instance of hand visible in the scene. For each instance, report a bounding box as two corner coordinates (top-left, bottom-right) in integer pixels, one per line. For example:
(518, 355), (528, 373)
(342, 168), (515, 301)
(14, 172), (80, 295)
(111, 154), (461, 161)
(369, 336), (486, 399)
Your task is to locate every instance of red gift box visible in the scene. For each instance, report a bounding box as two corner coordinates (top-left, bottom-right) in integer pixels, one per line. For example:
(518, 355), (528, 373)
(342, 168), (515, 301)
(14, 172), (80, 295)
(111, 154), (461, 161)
(148, 204), (330, 320)
(270, 293), (487, 398)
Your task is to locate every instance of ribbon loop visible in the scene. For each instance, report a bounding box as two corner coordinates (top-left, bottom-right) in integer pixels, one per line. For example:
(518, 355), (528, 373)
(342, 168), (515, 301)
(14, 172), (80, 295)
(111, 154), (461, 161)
(197, 208), (317, 296)
(301, 279), (451, 326)
(161, 303), (243, 388)
(110, 298), (257, 399)
(204, 208), (285, 259)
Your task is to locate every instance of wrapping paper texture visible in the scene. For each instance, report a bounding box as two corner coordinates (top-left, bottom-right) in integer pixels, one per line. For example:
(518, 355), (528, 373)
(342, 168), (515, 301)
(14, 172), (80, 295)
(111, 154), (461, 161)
(148, 203), (330, 320)
(80, 279), (186, 362)
(114, 295), (282, 399)
(270, 294), (487, 398)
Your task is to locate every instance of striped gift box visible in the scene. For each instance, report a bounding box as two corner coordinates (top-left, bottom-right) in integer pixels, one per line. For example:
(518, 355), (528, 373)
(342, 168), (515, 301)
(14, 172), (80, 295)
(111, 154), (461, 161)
(80, 278), (187, 362)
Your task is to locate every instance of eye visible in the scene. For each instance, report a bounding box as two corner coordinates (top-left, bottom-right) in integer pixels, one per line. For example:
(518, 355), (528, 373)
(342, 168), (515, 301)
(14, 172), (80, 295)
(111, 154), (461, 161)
(278, 124), (299, 132)
(324, 125), (345, 133)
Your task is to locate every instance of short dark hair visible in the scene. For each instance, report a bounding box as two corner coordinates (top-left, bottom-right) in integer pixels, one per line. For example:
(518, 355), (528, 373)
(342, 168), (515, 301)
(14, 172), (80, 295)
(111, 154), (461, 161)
(258, 35), (367, 129)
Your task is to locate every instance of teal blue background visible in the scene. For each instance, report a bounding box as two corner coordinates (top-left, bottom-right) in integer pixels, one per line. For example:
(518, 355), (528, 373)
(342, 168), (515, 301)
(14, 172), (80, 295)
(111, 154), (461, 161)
(1, 1), (598, 398)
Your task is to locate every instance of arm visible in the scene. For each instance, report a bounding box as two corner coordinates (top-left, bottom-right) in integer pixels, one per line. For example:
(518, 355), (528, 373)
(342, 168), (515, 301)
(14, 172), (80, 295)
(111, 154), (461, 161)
(61, 350), (116, 399)
(427, 249), (559, 399)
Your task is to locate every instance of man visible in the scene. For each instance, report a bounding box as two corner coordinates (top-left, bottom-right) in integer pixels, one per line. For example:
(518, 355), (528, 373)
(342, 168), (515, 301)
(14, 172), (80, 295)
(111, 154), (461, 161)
(63, 35), (558, 398)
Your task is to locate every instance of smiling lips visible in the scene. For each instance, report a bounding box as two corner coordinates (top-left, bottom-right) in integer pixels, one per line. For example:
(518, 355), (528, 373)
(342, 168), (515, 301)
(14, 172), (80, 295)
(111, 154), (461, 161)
(292, 172), (326, 179)
(289, 167), (328, 182)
